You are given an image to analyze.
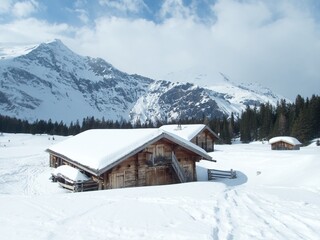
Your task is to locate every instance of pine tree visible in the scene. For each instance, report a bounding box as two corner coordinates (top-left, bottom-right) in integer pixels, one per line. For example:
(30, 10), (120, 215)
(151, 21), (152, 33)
(240, 108), (251, 143)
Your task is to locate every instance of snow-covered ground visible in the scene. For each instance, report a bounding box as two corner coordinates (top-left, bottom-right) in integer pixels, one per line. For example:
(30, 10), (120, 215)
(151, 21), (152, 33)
(0, 133), (319, 240)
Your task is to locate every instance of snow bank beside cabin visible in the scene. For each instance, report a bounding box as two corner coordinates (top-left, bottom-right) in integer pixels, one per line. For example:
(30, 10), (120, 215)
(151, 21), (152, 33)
(202, 142), (320, 189)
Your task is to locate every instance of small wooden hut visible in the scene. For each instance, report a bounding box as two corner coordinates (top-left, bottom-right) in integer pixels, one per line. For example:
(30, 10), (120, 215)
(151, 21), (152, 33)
(47, 128), (213, 191)
(269, 136), (302, 150)
(160, 124), (219, 152)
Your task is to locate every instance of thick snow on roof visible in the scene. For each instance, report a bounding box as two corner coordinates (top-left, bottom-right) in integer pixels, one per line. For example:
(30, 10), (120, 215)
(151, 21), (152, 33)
(53, 165), (89, 183)
(269, 136), (302, 145)
(47, 128), (211, 173)
(160, 124), (206, 141)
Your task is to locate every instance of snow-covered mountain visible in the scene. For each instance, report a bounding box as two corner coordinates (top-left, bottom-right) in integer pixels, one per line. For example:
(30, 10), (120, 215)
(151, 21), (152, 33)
(0, 40), (284, 124)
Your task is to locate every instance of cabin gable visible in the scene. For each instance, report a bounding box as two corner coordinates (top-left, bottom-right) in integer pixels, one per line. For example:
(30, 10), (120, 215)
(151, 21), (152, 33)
(191, 128), (216, 152)
(160, 124), (219, 152)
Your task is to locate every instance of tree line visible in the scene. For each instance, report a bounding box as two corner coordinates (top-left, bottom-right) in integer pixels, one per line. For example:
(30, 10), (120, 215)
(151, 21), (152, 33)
(238, 94), (320, 144)
(0, 95), (319, 144)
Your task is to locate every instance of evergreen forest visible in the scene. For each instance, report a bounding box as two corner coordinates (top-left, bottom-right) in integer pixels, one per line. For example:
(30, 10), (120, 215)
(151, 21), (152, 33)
(1, 95), (319, 145)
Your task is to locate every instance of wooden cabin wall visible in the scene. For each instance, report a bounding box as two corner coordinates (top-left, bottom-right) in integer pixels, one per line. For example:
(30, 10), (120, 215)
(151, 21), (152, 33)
(271, 142), (299, 150)
(104, 156), (178, 189)
(102, 140), (203, 190)
(191, 130), (215, 152)
(145, 140), (173, 160)
(49, 154), (56, 167)
(50, 154), (76, 168)
(174, 147), (199, 181)
(49, 154), (69, 168)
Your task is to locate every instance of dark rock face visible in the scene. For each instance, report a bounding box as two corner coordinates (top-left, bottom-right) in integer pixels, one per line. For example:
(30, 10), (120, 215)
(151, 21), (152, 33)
(159, 84), (224, 120)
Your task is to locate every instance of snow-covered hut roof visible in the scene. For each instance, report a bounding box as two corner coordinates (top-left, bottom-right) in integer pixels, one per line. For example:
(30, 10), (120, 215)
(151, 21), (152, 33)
(53, 165), (90, 183)
(269, 136), (302, 146)
(160, 124), (218, 141)
(47, 128), (212, 175)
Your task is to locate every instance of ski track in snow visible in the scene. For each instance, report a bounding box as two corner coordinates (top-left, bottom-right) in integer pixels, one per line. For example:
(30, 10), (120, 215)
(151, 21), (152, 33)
(212, 187), (320, 240)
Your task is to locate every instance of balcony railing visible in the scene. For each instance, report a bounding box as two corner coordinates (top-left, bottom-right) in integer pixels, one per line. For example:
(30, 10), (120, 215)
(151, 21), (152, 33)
(146, 152), (187, 183)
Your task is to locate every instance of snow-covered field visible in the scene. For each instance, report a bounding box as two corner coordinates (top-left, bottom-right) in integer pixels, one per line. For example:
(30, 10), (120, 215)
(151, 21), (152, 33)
(0, 133), (319, 240)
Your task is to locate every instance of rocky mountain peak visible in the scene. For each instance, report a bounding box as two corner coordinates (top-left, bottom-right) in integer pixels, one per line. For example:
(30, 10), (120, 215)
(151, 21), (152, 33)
(0, 40), (285, 124)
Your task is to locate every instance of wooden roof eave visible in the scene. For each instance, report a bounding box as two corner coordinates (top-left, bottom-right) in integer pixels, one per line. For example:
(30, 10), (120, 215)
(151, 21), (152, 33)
(201, 158), (217, 162)
(46, 149), (99, 176)
(204, 125), (220, 140)
(189, 125), (220, 141)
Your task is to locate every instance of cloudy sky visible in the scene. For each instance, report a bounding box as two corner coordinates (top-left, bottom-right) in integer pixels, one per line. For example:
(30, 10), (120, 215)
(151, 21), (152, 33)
(1, 0), (320, 100)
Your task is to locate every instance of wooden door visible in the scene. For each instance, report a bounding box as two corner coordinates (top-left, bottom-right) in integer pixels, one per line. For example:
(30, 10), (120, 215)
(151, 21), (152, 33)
(110, 173), (125, 189)
(146, 168), (168, 186)
(146, 168), (156, 185)
(183, 165), (193, 181)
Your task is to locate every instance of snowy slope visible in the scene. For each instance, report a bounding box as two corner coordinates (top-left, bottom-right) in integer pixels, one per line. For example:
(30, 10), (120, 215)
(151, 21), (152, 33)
(205, 73), (287, 116)
(0, 133), (319, 239)
(162, 70), (287, 117)
(130, 80), (225, 123)
(0, 40), (285, 123)
(0, 40), (153, 122)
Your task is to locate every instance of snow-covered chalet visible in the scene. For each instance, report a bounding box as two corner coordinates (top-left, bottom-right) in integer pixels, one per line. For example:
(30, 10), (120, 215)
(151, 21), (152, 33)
(47, 128), (213, 190)
(269, 136), (302, 150)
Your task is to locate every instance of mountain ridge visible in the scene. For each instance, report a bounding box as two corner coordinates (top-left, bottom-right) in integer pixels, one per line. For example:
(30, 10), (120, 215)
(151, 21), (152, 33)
(0, 39), (285, 124)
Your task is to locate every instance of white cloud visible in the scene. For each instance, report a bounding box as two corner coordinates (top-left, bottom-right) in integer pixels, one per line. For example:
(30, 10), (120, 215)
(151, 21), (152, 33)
(12, 0), (39, 18)
(0, 18), (73, 44)
(71, 16), (208, 79)
(0, 0), (319, 99)
(206, 0), (320, 98)
(74, 0), (88, 8)
(77, 9), (89, 24)
(71, 0), (320, 99)
(98, 0), (147, 14)
(0, 0), (13, 14)
(66, 8), (90, 24)
(159, 0), (192, 19)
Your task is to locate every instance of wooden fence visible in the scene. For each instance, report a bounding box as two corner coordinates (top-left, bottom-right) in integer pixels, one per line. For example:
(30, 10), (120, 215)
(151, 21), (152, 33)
(74, 180), (99, 192)
(208, 169), (237, 180)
